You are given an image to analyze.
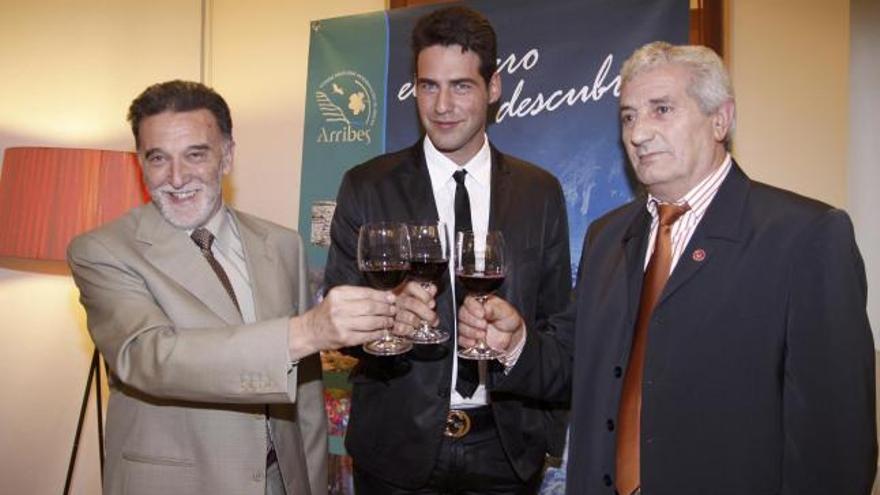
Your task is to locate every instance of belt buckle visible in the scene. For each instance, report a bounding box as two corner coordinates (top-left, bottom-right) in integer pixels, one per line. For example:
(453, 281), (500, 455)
(444, 409), (471, 438)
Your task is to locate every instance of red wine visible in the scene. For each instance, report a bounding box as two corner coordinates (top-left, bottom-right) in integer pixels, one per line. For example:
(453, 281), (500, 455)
(362, 261), (409, 290)
(457, 273), (504, 296)
(409, 259), (448, 284)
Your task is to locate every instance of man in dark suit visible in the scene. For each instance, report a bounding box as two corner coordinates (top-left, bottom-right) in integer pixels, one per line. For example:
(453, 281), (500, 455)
(68, 80), (397, 495)
(459, 41), (877, 494)
(323, 6), (571, 494)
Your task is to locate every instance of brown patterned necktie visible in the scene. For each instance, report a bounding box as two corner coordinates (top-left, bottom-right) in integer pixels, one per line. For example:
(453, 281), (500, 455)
(616, 202), (689, 495)
(191, 227), (241, 315)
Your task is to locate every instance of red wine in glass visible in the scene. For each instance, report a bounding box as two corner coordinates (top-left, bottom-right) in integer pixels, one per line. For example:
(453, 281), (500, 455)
(406, 221), (451, 344)
(454, 230), (506, 360)
(363, 260), (409, 290)
(409, 259), (448, 285)
(358, 222), (413, 356)
(457, 273), (505, 299)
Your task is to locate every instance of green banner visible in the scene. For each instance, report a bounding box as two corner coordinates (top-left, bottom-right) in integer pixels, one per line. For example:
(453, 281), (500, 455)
(298, 12), (388, 272)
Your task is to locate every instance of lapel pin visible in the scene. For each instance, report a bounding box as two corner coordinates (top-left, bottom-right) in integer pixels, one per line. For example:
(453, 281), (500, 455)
(692, 248), (706, 262)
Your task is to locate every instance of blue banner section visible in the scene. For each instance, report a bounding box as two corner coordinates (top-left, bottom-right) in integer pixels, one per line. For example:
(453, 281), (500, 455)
(301, 0), (687, 281)
(384, 0), (688, 281)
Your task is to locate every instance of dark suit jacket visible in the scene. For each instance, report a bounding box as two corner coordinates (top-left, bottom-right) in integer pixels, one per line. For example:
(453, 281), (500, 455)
(323, 141), (572, 488)
(499, 163), (877, 494)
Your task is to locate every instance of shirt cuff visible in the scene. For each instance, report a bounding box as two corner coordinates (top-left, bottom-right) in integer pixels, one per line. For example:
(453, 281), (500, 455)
(496, 326), (527, 373)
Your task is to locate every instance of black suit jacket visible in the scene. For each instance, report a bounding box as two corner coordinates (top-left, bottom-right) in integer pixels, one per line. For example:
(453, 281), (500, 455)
(499, 163), (876, 494)
(324, 141), (572, 488)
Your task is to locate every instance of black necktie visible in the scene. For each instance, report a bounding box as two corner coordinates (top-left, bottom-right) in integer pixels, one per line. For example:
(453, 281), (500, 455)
(453, 169), (472, 233)
(452, 169), (478, 398)
(191, 227), (241, 315)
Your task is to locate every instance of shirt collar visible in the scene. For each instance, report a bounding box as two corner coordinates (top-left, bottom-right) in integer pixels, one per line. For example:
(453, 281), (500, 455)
(646, 153), (732, 214)
(187, 203), (236, 247)
(423, 134), (492, 191)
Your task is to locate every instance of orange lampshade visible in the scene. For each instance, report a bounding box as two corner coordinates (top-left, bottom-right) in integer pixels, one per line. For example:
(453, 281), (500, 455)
(0, 147), (148, 261)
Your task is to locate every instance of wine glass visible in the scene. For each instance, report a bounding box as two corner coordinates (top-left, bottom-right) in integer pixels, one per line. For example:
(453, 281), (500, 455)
(454, 230), (506, 360)
(358, 222), (413, 356)
(406, 221), (451, 344)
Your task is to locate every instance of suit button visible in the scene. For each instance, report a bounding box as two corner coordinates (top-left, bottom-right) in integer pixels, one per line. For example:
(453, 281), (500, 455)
(603, 474), (613, 486)
(613, 366), (622, 378)
(606, 419), (615, 431)
(252, 470), (264, 481)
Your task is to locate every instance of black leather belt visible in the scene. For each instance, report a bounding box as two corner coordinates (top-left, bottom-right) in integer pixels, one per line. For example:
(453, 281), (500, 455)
(444, 406), (494, 439)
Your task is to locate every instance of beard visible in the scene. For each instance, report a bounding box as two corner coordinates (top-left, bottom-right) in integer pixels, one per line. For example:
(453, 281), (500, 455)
(151, 178), (222, 230)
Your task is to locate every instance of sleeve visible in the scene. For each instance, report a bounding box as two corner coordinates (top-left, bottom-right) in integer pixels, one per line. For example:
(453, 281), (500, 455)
(781, 209), (877, 494)
(68, 232), (297, 405)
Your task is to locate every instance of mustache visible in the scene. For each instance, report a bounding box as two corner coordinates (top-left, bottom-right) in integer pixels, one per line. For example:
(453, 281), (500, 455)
(633, 147), (668, 158)
(152, 182), (206, 194)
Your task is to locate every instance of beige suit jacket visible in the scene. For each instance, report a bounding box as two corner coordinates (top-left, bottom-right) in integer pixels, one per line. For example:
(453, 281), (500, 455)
(68, 203), (328, 495)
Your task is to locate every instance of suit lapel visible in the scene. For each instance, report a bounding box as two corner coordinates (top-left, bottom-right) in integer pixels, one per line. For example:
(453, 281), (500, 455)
(233, 210), (276, 321)
(137, 204), (244, 325)
(487, 146), (510, 232)
(397, 143), (441, 222)
(658, 163), (750, 306)
(622, 204), (652, 330)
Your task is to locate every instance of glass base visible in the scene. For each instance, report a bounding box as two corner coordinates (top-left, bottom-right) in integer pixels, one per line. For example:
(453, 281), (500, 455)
(409, 324), (450, 345)
(363, 336), (412, 356)
(457, 344), (503, 361)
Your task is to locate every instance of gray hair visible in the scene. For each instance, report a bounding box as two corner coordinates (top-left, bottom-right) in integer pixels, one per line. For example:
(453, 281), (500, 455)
(620, 41), (735, 148)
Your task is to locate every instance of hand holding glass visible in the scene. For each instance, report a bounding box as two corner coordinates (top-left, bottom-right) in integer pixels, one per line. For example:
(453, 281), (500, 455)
(455, 230), (506, 360)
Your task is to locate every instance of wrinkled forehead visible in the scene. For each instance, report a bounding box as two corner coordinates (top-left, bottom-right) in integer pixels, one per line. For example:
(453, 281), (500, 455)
(620, 63), (693, 108)
(137, 109), (226, 152)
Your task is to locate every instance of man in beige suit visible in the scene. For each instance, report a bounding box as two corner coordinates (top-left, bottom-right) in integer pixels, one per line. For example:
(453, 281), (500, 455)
(67, 80), (396, 495)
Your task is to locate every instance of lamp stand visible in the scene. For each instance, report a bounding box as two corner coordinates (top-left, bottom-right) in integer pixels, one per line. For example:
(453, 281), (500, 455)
(62, 348), (105, 494)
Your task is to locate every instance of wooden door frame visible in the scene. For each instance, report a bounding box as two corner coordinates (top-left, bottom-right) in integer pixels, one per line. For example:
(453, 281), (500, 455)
(387, 0), (724, 56)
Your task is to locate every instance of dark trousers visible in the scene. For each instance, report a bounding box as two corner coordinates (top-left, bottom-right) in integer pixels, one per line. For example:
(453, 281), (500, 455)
(353, 409), (540, 495)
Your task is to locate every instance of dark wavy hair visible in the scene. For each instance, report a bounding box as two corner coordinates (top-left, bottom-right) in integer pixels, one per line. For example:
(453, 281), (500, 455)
(127, 80), (232, 147)
(411, 6), (497, 86)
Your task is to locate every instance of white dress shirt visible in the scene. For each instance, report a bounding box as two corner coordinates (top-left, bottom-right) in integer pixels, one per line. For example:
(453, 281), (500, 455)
(191, 205), (256, 324)
(423, 135), (491, 408)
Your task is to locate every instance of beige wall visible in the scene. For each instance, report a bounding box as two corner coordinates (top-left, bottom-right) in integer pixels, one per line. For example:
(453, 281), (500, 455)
(210, 0), (382, 228)
(0, 1), (381, 494)
(727, 0), (850, 208)
(0, 2), (202, 494)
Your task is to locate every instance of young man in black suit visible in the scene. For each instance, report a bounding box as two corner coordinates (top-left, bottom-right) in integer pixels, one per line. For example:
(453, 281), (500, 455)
(324, 6), (571, 494)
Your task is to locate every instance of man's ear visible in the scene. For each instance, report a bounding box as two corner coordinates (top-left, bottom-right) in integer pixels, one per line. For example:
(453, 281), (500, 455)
(488, 71), (502, 105)
(221, 140), (235, 175)
(712, 99), (735, 143)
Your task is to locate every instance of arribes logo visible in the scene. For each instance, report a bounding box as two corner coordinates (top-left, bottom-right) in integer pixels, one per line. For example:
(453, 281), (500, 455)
(315, 71), (377, 146)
